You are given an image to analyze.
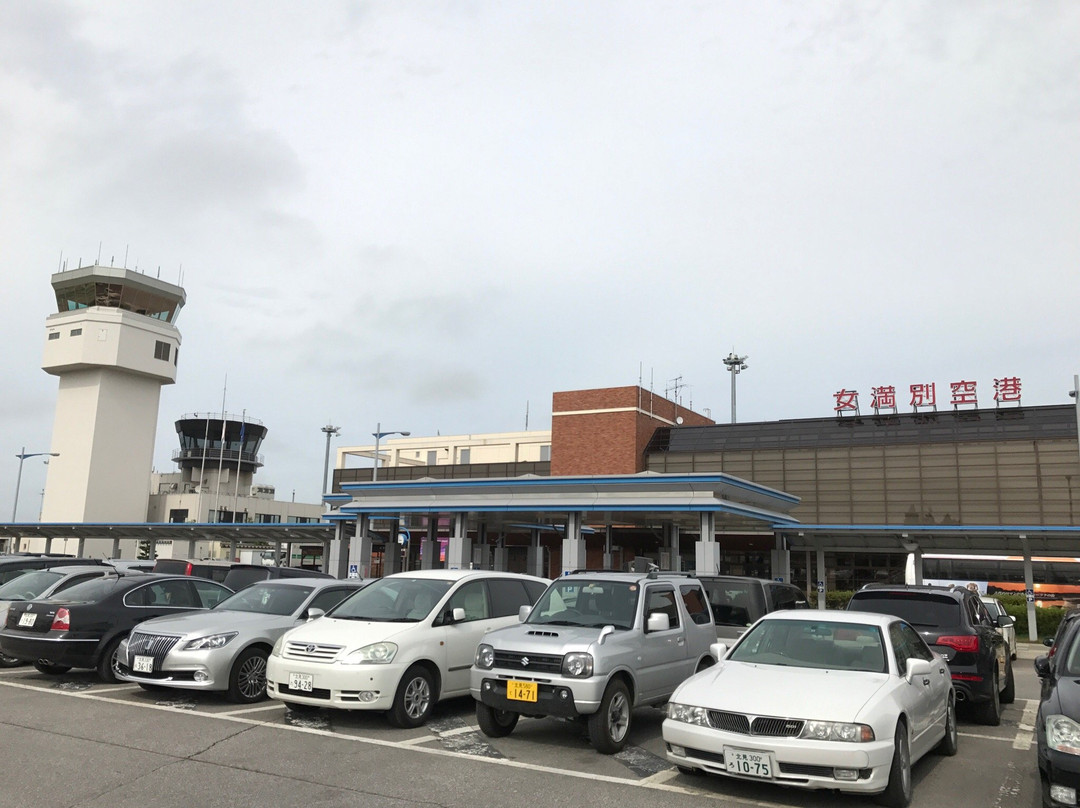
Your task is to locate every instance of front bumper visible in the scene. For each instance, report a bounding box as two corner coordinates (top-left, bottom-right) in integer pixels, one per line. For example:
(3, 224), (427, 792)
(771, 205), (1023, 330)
(265, 654), (405, 710)
(114, 636), (234, 692)
(1039, 742), (1080, 807)
(470, 669), (609, 718)
(662, 718), (895, 794)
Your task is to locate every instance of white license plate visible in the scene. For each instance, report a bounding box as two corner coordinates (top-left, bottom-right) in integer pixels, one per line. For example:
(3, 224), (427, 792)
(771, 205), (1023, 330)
(134, 655), (154, 673)
(725, 748), (774, 779)
(289, 673), (314, 692)
(18, 612), (36, 627)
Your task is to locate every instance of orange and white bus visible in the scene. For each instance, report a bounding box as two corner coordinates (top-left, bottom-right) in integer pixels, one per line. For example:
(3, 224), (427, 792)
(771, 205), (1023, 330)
(905, 553), (1080, 608)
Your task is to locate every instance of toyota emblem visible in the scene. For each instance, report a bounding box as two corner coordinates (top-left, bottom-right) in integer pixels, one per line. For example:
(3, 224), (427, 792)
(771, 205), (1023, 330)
(305, 644), (316, 654)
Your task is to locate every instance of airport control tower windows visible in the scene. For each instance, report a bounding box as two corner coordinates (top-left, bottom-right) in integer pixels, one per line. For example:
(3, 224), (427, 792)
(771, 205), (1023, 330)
(54, 281), (182, 323)
(154, 341), (171, 361)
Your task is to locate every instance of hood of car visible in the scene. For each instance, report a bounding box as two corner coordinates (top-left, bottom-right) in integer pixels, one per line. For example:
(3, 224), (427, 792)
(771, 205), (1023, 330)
(283, 616), (414, 648)
(487, 622), (612, 651)
(674, 660), (889, 722)
(134, 609), (297, 637)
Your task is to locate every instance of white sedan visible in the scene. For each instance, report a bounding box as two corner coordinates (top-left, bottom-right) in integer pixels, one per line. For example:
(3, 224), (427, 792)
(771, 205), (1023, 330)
(663, 610), (956, 808)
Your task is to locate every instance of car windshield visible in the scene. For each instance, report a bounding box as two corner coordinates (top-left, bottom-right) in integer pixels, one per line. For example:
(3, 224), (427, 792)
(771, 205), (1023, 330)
(981, 599), (1002, 618)
(730, 619), (888, 672)
(214, 583), (315, 615)
(701, 579), (754, 627)
(0, 570), (65, 600)
(328, 577), (453, 622)
(850, 592), (960, 628)
(527, 580), (638, 630)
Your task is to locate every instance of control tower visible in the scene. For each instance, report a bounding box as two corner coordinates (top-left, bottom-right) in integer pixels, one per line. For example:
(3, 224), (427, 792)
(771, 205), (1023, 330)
(40, 264), (186, 522)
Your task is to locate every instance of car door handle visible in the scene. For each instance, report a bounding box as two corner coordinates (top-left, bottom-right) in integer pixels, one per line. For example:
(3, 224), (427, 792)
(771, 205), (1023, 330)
(922, 678), (931, 687)
(676, 637), (685, 645)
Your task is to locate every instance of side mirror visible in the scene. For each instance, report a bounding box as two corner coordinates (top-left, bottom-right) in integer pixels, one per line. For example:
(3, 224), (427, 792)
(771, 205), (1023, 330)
(647, 612), (671, 632)
(998, 614), (1015, 628)
(905, 658), (932, 683)
(1035, 655), (1051, 678)
(304, 607), (325, 622)
(710, 642), (728, 661)
(1044, 638), (1056, 647)
(451, 607), (466, 623)
(518, 604), (531, 622)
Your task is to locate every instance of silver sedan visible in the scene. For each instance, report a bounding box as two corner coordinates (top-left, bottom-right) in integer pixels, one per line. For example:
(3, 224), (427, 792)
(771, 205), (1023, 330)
(116, 577), (370, 703)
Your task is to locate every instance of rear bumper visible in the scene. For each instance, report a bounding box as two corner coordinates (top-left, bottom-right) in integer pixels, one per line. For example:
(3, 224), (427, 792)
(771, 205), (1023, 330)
(0, 632), (99, 668)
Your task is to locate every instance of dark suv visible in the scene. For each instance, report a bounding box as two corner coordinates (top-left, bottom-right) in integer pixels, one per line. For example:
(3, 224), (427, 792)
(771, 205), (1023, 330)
(696, 574), (809, 641)
(847, 583), (1013, 725)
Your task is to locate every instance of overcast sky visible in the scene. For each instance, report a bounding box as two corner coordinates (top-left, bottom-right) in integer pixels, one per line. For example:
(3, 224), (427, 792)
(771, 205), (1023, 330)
(2, 1), (1078, 520)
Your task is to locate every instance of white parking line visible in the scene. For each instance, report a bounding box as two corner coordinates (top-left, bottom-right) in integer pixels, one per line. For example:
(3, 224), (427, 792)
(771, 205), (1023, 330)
(91, 684), (140, 693)
(1013, 698), (1039, 750)
(958, 732), (1012, 742)
(219, 703), (286, 716)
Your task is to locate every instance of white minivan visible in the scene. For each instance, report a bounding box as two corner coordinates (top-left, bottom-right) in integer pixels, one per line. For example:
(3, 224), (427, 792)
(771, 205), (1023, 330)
(266, 569), (548, 727)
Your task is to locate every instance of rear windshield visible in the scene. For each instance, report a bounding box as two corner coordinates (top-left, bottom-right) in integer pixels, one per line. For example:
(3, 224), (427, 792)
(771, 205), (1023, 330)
(223, 568), (271, 591)
(0, 570), (64, 599)
(49, 576), (123, 603)
(850, 592), (960, 628)
(152, 559), (191, 574)
(215, 583), (315, 615)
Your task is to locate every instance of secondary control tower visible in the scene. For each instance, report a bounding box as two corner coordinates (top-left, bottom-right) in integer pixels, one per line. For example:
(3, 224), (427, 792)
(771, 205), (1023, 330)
(40, 264), (186, 522)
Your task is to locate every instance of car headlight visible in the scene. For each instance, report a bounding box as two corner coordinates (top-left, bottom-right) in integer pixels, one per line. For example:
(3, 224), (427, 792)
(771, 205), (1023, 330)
(475, 643), (494, 669)
(800, 720), (875, 743)
(667, 702), (710, 726)
(1046, 715), (1080, 755)
(562, 652), (593, 678)
(340, 642), (398, 665)
(271, 635), (285, 657)
(182, 632), (238, 651)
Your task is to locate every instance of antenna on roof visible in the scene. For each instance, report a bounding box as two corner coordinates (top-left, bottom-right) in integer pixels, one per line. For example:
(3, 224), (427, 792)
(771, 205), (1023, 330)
(97, 241), (102, 264)
(525, 400), (529, 430)
(57, 251), (63, 272)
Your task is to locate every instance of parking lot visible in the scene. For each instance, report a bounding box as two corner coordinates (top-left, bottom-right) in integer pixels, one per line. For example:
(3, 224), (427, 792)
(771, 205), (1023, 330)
(0, 648), (1045, 808)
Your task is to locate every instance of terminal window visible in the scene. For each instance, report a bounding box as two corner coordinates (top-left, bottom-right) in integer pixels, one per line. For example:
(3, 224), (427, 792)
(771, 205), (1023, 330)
(154, 340), (171, 361)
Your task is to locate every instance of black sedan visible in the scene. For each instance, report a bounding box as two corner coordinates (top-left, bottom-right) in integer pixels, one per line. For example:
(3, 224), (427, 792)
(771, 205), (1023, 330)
(0, 571), (232, 682)
(1035, 609), (1080, 808)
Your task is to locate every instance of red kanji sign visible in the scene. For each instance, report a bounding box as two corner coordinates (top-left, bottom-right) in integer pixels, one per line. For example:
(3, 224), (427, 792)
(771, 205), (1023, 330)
(834, 389), (859, 412)
(994, 376), (1022, 403)
(871, 386), (897, 411)
(909, 383), (937, 408)
(950, 380), (978, 407)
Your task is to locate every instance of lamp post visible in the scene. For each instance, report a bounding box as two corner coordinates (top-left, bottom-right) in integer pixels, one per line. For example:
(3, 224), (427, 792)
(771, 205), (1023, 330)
(321, 424), (340, 508)
(372, 423), (410, 482)
(723, 351), (749, 424)
(13, 447), (59, 521)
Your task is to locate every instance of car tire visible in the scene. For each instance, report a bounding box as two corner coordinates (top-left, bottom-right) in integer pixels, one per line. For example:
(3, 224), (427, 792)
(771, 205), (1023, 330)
(388, 664), (435, 728)
(875, 721), (912, 808)
(1000, 657), (1016, 705)
(227, 647), (269, 704)
(137, 682), (166, 692)
(475, 702), (519, 737)
(0, 653), (24, 668)
(934, 694), (959, 756)
(587, 679), (632, 754)
(33, 661), (71, 675)
(97, 635), (125, 683)
(974, 668), (1002, 726)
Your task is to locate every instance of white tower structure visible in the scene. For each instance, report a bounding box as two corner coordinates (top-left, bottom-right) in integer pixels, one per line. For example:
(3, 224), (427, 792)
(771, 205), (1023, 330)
(40, 265), (186, 522)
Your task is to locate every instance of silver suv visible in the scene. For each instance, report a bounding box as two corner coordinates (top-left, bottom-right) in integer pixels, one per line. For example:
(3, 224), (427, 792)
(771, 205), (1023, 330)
(471, 571), (716, 753)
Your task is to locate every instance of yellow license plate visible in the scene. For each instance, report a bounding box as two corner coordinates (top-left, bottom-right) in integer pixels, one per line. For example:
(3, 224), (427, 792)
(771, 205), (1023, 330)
(507, 680), (538, 702)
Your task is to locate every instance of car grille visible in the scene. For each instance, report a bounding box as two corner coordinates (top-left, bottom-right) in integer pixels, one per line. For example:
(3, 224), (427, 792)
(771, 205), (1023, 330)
(707, 710), (804, 737)
(493, 651), (563, 674)
(283, 641), (343, 662)
(127, 632), (182, 660)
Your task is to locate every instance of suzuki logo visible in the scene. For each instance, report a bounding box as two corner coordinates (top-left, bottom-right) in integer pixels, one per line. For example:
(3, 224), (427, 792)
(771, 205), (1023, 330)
(520, 657), (530, 667)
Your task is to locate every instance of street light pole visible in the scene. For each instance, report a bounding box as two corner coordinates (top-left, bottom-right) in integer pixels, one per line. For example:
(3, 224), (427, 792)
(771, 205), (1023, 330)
(12, 447), (59, 521)
(321, 424), (341, 508)
(723, 352), (749, 424)
(372, 422), (411, 482)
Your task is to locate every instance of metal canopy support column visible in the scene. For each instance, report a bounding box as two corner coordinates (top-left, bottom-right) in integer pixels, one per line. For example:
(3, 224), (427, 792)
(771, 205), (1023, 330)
(493, 532), (508, 572)
(349, 515), (373, 578)
(321, 538), (331, 574)
(561, 512), (585, 575)
(1021, 533), (1037, 642)
(327, 521), (349, 578)
(603, 524), (613, 570)
(695, 512), (718, 574)
(421, 517), (437, 570)
(527, 529), (543, 578)
(447, 513), (470, 571)
(186, 538), (196, 560)
(76, 536), (86, 557)
(771, 534), (790, 583)
(473, 522), (489, 570)
(111, 535), (121, 559)
(669, 524), (681, 571)
(816, 546), (826, 609)
(382, 516), (402, 576)
(229, 539), (238, 563)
